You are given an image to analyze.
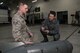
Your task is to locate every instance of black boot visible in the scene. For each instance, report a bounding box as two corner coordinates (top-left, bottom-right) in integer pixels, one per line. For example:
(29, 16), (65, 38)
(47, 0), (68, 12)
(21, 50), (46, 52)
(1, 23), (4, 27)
(53, 34), (60, 41)
(41, 39), (48, 43)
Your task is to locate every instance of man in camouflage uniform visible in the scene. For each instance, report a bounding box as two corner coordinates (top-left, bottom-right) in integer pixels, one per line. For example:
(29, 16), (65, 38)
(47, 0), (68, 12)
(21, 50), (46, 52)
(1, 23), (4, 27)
(12, 2), (33, 44)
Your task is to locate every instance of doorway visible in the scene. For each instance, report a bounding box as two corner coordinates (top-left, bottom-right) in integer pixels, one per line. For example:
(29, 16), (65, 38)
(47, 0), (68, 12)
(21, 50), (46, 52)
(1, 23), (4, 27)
(57, 11), (68, 24)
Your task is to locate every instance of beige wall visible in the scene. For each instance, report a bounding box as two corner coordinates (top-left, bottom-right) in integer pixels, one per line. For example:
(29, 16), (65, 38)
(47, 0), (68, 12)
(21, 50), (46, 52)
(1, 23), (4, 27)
(33, 0), (80, 24)
(10, 0), (80, 24)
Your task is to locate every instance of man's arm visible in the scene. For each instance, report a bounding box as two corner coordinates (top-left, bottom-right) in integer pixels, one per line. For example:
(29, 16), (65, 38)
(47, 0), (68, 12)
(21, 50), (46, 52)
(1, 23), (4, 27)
(41, 19), (48, 30)
(26, 25), (34, 42)
(26, 25), (33, 38)
(12, 18), (22, 41)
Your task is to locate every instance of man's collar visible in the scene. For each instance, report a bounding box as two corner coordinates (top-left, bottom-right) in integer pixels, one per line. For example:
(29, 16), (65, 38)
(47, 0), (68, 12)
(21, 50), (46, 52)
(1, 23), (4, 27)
(49, 18), (56, 22)
(17, 11), (24, 18)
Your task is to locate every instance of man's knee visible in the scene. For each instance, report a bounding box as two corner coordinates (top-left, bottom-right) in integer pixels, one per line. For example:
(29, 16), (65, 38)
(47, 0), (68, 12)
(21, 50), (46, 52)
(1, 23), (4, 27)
(40, 27), (44, 33)
(40, 28), (48, 35)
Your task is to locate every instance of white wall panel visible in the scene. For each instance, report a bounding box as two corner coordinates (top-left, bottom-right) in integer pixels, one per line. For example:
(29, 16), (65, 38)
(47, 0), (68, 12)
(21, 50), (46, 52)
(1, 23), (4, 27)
(0, 9), (8, 23)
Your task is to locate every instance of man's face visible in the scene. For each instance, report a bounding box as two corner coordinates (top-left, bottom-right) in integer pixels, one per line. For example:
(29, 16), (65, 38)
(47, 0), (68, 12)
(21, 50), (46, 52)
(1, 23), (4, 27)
(49, 14), (55, 21)
(20, 4), (28, 14)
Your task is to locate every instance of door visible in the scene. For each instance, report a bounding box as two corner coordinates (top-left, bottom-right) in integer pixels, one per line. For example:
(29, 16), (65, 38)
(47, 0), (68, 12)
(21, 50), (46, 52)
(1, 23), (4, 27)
(57, 11), (68, 24)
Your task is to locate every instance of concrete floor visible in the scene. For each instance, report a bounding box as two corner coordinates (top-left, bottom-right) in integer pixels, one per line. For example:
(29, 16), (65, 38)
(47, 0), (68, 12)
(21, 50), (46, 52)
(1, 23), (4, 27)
(0, 24), (80, 53)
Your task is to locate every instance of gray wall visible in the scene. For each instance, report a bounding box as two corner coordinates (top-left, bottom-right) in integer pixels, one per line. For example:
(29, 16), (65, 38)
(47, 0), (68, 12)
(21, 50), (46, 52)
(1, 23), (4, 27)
(32, 0), (80, 24)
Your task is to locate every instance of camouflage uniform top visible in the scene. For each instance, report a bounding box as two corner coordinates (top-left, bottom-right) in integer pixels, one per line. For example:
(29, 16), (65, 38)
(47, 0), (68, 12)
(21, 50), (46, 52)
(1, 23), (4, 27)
(12, 12), (31, 41)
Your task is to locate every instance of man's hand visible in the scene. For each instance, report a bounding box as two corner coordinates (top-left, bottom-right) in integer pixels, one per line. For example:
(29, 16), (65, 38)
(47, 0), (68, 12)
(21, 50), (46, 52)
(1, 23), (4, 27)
(28, 32), (34, 42)
(24, 41), (33, 45)
(23, 38), (34, 45)
(41, 27), (45, 31)
(28, 32), (33, 37)
(44, 30), (49, 34)
(16, 38), (34, 45)
(41, 27), (49, 34)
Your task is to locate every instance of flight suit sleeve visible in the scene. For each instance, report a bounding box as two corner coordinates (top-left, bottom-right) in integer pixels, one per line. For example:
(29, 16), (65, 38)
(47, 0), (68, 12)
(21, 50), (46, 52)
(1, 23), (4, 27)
(12, 17), (22, 41)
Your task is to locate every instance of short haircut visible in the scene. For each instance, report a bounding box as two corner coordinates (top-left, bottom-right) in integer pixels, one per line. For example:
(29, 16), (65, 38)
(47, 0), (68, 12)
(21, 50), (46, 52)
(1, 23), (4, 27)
(48, 11), (56, 17)
(18, 2), (26, 7)
(17, 1), (27, 10)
